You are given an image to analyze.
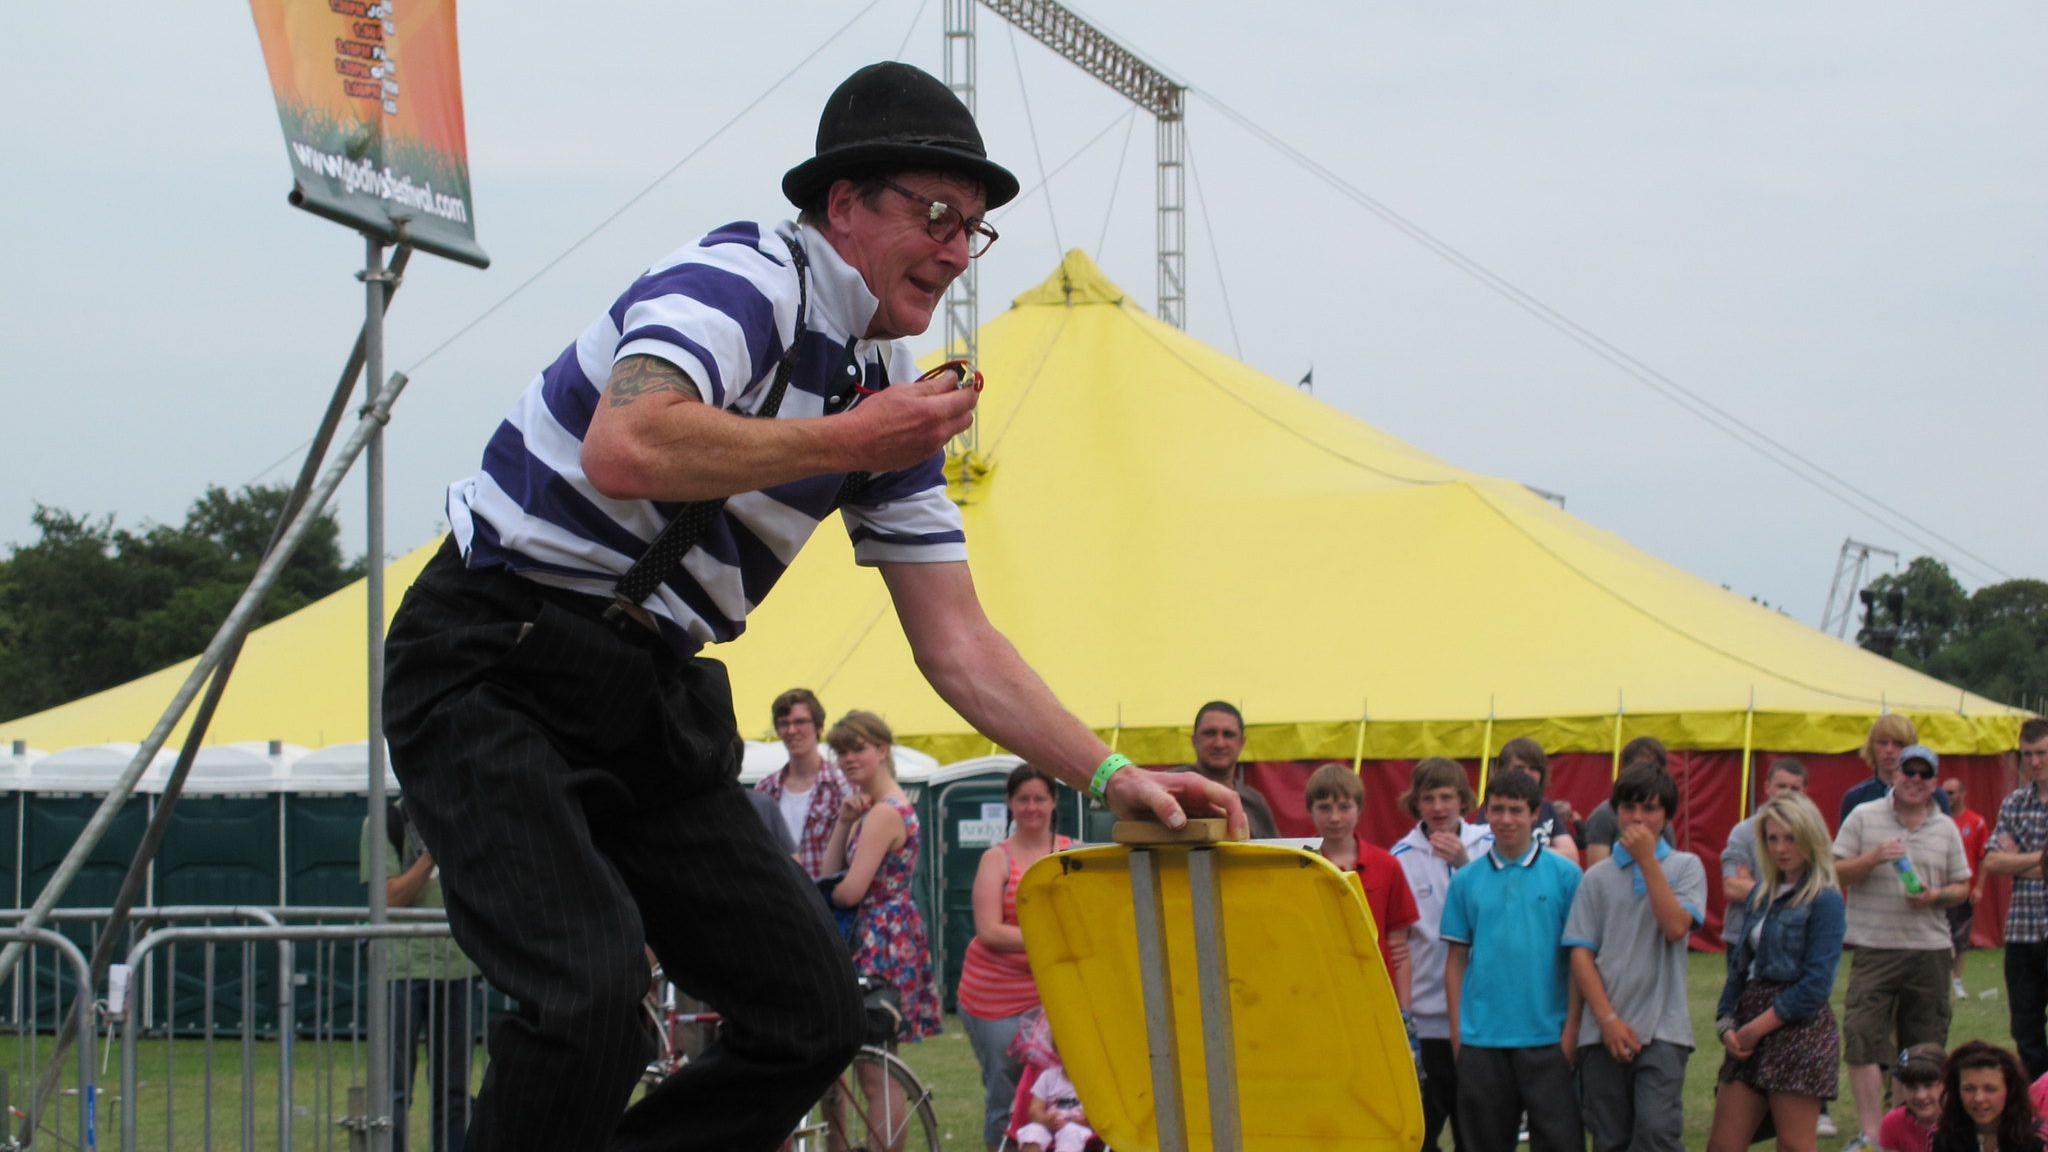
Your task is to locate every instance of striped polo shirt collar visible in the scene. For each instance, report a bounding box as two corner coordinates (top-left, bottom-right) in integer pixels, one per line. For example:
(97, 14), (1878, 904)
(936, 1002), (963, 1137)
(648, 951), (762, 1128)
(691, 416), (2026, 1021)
(787, 222), (881, 345)
(1487, 841), (1541, 870)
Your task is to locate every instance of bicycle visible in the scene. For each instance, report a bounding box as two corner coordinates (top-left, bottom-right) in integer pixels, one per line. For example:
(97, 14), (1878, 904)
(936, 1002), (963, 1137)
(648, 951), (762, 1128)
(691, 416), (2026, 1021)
(639, 969), (941, 1152)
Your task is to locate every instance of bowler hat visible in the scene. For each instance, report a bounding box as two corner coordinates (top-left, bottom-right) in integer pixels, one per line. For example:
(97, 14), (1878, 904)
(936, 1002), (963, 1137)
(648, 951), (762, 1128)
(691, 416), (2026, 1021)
(783, 62), (1019, 211)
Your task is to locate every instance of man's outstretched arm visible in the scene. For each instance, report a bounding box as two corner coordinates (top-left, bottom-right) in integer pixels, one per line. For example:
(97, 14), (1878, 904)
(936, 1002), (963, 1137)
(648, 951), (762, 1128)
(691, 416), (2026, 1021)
(882, 559), (1248, 837)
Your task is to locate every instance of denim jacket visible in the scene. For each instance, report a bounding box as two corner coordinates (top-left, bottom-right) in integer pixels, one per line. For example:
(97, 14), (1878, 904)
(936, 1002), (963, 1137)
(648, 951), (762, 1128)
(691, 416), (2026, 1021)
(1716, 885), (1846, 1025)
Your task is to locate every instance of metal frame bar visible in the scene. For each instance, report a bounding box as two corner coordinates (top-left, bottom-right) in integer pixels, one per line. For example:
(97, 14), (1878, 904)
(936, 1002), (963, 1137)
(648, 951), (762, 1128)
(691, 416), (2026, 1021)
(1128, 849), (1189, 1151)
(0, 927), (97, 1148)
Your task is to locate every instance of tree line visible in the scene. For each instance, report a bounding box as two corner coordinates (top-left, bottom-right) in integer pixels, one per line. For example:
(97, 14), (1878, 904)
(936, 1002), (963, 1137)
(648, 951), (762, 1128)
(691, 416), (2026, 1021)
(0, 486), (360, 721)
(1859, 557), (2048, 715)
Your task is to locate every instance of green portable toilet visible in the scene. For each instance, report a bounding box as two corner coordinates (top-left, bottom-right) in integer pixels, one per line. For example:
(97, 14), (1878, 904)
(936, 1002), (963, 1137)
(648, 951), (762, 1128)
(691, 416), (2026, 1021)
(923, 755), (1090, 1009)
(19, 744), (168, 1024)
(153, 742), (297, 1034)
(0, 743), (39, 1029)
(287, 741), (398, 1035)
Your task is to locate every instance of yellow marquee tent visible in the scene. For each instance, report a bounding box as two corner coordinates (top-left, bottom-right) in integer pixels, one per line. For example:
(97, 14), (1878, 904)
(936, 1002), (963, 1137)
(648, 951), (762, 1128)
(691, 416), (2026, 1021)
(2, 252), (2027, 763)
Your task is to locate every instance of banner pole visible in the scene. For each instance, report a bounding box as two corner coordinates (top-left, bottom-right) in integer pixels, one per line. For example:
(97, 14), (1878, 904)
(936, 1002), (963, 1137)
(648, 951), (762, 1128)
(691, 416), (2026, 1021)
(1350, 698), (1368, 775)
(363, 236), (395, 1152)
(1610, 691), (1626, 781)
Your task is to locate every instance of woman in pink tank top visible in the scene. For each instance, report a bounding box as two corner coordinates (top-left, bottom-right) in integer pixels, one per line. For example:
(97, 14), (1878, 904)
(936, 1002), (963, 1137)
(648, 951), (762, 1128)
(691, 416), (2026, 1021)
(956, 763), (1071, 1151)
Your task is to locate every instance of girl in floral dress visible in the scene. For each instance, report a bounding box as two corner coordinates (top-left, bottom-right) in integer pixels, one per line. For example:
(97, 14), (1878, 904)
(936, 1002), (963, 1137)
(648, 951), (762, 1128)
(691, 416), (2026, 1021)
(823, 710), (944, 1042)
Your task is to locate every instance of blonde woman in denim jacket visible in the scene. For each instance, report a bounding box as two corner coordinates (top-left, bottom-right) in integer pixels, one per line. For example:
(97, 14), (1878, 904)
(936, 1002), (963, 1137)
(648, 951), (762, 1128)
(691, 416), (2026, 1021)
(1708, 794), (1848, 1152)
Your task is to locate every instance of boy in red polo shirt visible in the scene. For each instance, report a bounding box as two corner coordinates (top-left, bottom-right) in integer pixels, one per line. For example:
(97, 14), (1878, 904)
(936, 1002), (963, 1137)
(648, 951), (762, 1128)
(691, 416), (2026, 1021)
(1307, 762), (1420, 1009)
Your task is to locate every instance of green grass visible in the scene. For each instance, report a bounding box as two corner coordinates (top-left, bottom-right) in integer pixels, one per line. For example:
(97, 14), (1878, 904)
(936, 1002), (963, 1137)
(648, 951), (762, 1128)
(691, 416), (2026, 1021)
(2, 951), (2021, 1150)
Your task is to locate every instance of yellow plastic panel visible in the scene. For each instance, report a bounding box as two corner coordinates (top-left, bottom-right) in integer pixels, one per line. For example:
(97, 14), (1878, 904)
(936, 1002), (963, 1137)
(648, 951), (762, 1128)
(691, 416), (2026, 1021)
(1018, 842), (1421, 1152)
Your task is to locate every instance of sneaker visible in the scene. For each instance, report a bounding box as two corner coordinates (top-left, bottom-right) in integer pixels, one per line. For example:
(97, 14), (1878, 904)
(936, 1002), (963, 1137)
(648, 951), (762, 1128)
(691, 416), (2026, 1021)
(1816, 1113), (1838, 1137)
(1955, 977), (1969, 999)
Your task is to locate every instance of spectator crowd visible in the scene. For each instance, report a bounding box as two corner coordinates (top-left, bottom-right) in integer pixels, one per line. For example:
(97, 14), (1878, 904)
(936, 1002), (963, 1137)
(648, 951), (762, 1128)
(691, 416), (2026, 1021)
(731, 692), (2048, 1152)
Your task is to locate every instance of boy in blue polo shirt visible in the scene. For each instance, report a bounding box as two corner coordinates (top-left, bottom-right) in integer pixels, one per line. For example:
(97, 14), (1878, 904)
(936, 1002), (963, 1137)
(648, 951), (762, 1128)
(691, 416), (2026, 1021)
(1562, 763), (1706, 1152)
(1443, 770), (1584, 1152)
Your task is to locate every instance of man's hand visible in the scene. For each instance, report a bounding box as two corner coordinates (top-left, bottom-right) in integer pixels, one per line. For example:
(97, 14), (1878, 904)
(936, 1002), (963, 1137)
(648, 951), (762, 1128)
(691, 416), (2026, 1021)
(1429, 830), (1470, 868)
(1618, 824), (1658, 867)
(1907, 888), (1942, 908)
(1874, 837), (1907, 863)
(1102, 767), (1249, 840)
(1598, 1014), (1642, 1064)
(842, 374), (976, 474)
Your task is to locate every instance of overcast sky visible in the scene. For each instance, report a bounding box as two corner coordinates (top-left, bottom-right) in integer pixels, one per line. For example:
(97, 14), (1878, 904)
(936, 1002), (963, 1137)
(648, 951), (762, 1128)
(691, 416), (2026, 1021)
(4, 3), (2042, 626)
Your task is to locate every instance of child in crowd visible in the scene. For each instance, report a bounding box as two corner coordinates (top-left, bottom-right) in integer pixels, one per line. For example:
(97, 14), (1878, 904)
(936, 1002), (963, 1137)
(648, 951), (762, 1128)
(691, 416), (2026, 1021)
(1015, 1040), (1094, 1152)
(1932, 1041), (2045, 1152)
(1307, 762), (1420, 1009)
(1443, 770), (1584, 1152)
(1491, 736), (1580, 864)
(1393, 757), (1495, 1152)
(1562, 764), (1706, 1152)
(1879, 1043), (1946, 1152)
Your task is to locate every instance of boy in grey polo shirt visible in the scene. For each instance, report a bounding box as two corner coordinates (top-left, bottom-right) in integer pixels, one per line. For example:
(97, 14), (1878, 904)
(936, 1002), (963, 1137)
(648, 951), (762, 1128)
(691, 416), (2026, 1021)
(1562, 764), (1706, 1152)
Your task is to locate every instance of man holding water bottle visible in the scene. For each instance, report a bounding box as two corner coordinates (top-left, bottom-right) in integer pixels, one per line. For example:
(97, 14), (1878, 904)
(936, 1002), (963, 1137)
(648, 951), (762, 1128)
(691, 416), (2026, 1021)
(1832, 743), (1971, 1152)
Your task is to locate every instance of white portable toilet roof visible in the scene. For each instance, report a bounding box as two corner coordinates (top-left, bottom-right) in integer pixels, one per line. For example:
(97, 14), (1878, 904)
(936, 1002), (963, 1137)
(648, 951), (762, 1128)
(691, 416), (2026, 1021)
(25, 743), (175, 794)
(183, 741), (308, 795)
(736, 742), (938, 787)
(291, 741), (401, 794)
(929, 754), (1026, 787)
(1, 742), (45, 784)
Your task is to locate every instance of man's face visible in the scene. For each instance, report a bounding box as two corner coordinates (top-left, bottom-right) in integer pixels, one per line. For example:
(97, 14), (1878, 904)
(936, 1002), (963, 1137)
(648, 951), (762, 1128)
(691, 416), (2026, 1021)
(1310, 795), (1360, 842)
(1617, 797), (1669, 841)
(831, 172), (983, 340)
(1942, 779), (1965, 810)
(2022, 737), (2048, 784)
(1893, 756), (1938, 809)
(1486, 795), (1534, 856)
(1192, 710), (1244, 779)
(1766, 769), (1806, 801)
(775, 703), (818, 758)
(1417, 786), (1466, 833)
(1870, 733), (1905, 782)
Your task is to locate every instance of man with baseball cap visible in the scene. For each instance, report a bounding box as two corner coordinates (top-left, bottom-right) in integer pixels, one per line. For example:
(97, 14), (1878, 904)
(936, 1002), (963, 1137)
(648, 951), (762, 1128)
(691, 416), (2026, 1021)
(382, 61), (1245, 1151)
(1831, 743), (1971, 1152)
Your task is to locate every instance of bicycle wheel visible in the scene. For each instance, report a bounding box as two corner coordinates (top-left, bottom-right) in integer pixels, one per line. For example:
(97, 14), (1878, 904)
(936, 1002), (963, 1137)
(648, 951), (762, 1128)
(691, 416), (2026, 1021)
(813, 1046), (941, 1152)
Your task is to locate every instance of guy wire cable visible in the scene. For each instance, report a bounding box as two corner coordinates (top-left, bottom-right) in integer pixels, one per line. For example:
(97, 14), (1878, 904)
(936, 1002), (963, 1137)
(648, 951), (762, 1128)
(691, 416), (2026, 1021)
(1191, 87), (2011, 586)
(1093, 107), (1141, 261)
(1006, 22), (1066, 261)
(1184, 124), (1242, 361)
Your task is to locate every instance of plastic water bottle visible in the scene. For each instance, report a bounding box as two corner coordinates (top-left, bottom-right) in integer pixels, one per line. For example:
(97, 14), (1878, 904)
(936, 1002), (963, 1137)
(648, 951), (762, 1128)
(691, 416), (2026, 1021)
(1893, 855), (1926, 896)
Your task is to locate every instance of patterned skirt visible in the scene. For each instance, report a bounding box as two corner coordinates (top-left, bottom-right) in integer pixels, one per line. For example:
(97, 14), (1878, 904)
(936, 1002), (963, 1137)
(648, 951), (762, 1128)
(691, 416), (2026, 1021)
(1718, 979), (1840, 1100)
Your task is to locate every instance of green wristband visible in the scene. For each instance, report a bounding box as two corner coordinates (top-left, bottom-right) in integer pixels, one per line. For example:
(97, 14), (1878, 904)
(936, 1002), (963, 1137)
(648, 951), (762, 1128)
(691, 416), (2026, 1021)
(1090, 753), (1133, 800)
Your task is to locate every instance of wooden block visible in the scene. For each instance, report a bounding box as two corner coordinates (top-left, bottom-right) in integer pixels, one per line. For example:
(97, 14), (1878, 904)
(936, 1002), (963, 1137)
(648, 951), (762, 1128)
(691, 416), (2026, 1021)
(1110, 817), (1231, 845)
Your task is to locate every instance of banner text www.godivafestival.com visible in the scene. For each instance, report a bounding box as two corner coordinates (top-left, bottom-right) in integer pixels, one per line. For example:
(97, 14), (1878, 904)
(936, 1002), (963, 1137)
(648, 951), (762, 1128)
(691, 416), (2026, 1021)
(289, 140), (469, 224)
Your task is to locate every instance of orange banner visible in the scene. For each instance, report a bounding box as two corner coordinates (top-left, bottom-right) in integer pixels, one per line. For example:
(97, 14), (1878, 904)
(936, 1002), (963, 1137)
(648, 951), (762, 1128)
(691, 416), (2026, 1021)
(249, 0), (488, 267)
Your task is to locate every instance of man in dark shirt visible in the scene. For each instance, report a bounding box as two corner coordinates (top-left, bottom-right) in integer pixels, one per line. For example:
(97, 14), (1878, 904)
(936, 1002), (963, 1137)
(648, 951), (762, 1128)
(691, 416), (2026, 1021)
(1179, 701), (1279, 838)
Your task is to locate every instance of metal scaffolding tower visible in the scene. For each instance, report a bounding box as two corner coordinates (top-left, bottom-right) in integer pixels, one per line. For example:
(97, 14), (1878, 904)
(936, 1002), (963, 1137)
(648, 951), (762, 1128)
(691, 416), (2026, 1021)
(1820, 537), (1899, 638)
(941, 0), (982, 460)
(951, 0), (1187, 329)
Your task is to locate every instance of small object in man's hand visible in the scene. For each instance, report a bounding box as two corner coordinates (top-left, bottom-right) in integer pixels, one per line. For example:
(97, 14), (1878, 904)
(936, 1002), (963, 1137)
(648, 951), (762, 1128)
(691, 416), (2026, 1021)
(918, 358), (983, 392)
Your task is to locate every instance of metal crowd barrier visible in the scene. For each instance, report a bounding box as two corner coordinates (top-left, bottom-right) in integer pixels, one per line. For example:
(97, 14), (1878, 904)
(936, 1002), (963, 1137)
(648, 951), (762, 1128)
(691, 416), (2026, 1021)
(0, 927), (96, 1151)
(2, 908), (474, 1152)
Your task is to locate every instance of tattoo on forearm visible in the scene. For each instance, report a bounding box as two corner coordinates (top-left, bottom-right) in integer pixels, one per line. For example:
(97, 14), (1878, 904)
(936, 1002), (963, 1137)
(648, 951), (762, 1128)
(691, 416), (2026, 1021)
(607, 356), (698, 408)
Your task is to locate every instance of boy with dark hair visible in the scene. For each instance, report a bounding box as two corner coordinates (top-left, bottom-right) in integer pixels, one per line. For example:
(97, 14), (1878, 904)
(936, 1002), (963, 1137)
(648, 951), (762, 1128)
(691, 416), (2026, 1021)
(1581, 735), (1672, 865)
(1443, 771), (1584, 1152)
(1306, 762), (1420, 1009)
(1562, 765), (1706, 1152)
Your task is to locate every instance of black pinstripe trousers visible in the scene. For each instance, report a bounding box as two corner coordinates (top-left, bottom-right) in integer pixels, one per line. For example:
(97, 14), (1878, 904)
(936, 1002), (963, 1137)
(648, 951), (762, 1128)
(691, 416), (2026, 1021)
(384, 539), (865, 1151)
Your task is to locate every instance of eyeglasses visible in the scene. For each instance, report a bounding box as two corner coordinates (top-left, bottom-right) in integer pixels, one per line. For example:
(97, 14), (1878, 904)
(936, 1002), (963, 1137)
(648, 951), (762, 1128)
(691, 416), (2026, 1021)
(879, 179), (998, 258)
(1898, 764), (1937, 780)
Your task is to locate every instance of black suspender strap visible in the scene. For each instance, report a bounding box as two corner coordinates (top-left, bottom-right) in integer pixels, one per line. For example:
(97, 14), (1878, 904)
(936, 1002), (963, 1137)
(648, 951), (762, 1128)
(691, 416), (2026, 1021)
(604, 234), (810, 628)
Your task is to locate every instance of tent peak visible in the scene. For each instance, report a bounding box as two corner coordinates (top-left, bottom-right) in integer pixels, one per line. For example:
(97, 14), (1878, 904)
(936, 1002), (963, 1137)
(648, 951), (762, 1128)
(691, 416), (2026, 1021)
(1012, 249), (1126, 309)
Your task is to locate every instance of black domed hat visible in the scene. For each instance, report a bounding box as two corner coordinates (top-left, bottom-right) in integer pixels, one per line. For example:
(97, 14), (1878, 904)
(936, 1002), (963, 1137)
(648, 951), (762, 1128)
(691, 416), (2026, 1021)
(783, 62), (1019, 211)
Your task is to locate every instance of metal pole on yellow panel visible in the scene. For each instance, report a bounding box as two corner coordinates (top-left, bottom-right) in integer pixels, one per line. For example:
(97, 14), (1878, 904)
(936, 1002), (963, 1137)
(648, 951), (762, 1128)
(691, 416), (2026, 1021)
(1738, 687), (1757, 819)
(1610, 691), (1626, 780)
(1351, 699), (1368, 774)
(1477, 698), (1496, 797)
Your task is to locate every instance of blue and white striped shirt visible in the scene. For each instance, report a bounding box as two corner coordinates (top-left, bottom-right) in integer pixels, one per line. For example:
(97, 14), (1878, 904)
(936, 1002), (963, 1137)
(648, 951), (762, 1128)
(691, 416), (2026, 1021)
(446, 219), (966, 655)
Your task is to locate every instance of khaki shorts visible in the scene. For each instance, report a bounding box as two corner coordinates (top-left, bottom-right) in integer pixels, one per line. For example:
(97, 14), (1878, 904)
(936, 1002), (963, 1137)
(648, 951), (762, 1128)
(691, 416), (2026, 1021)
(1842, 947), (1953, 1066)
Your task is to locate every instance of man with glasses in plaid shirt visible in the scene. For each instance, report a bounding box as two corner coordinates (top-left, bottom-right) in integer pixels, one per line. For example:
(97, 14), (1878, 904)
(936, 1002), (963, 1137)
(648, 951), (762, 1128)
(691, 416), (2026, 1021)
(382, 61), (1246, 1152)
(1984, 718), (2048, 1080)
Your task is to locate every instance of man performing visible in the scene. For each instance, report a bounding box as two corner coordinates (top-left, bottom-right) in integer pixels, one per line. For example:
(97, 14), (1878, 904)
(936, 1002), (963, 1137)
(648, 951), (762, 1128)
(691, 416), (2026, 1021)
(382, 62), (1245, 1152)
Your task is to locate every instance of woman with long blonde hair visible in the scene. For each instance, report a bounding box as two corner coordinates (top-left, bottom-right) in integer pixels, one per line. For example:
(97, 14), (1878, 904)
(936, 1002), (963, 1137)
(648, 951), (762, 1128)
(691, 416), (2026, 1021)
(1707, 794), (1847, 1152)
